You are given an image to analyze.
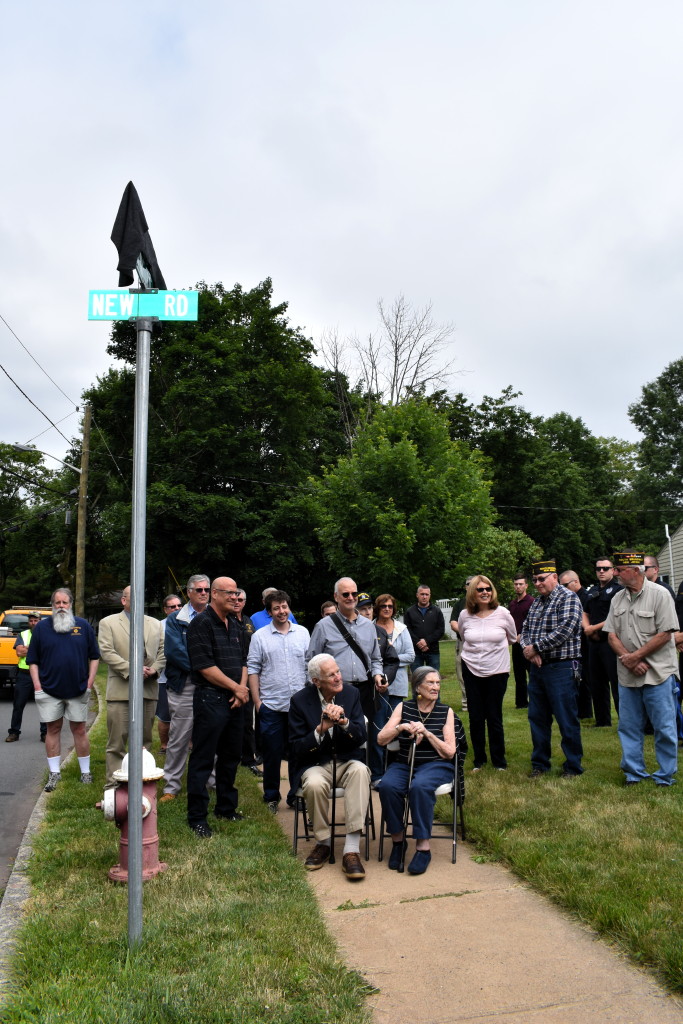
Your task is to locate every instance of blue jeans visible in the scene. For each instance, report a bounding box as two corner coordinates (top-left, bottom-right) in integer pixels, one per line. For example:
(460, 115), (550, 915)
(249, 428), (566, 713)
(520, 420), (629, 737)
(370, 693), (402, 781)
(258, 703), (294, 804)
(411, 651), (441, 674)
(617, 678), (678, 785)
(378, 760), (455, 839)
(528, 660), (583, 775)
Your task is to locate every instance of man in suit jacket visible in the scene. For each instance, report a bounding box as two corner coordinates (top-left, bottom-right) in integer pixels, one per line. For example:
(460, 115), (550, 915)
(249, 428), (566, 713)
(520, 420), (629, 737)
(98, 586), (165, 787)
(289, 654), (370, 880)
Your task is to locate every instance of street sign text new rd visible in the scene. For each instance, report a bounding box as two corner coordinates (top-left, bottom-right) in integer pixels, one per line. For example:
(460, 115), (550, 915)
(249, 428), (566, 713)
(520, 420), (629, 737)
(88, 289), (198, 321)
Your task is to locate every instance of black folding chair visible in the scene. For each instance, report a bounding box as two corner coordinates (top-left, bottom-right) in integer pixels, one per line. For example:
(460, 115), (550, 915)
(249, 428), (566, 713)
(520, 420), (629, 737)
(377, 739), (466, 866)
(292, 721), (375, 863)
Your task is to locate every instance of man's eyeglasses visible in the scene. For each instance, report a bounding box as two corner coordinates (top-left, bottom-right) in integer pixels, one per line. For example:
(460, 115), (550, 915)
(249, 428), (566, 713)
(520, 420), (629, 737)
(595, 567), (611, 572)
(476, 586), (492, 593)
(191, 587), (210, 593)
(339, 591), (357, 598)
(214, 589), (240, 597)
(165, 605), (181, 611)
(532, 574), (550, 583)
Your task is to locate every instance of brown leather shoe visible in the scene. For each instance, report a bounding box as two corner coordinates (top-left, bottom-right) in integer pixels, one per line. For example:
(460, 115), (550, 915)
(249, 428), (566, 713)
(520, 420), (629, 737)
(304, 843), (331, 870)
(341, 852), (365, 880)
(159, 793), (177, 804)
(5, 734), (19, 743)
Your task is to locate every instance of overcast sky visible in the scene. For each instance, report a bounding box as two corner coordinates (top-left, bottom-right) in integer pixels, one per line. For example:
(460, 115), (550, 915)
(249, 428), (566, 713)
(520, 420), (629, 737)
(2, 1), (682, 467)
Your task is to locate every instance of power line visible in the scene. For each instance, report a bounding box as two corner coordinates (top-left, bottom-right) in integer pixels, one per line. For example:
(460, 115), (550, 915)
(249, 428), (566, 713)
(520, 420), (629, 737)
(0, 501), (72, 536)
(90, 414), (130, 491)
(0, 362), (72, 445)
(0, 463), (77, 498)
(0, 311), (78, 408)
(25, 410), (79, 445)
(495, 503), (682, 514)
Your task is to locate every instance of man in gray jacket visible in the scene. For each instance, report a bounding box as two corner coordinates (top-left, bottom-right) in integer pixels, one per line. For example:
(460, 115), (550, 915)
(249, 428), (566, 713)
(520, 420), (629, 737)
(159, 574), (210, 802)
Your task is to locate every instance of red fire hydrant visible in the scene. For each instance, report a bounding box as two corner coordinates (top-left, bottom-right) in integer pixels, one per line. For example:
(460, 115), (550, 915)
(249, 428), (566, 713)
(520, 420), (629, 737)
(97, 749), (168, 883)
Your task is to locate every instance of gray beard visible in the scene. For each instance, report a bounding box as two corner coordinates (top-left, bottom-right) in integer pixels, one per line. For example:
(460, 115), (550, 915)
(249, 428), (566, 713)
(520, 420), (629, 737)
(52, 609), (76, 633)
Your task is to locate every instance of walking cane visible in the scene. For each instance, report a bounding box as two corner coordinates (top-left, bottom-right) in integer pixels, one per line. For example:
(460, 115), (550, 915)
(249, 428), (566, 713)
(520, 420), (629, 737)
(329, 745), (338, 865)
(398, 737), (417, 874)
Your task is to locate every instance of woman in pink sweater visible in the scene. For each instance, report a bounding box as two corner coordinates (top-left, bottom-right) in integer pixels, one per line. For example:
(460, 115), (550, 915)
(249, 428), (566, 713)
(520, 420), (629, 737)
(458, 575), (517, 771)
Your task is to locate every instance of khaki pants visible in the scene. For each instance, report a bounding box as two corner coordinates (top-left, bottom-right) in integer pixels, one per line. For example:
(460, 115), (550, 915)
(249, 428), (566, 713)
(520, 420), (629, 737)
(301, 758), (371, 843)
(106, 699), (156, 787)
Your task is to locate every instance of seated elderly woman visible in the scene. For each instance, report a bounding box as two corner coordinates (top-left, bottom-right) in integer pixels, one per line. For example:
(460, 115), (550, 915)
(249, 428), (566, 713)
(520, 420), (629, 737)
(376, 666), (456, 875)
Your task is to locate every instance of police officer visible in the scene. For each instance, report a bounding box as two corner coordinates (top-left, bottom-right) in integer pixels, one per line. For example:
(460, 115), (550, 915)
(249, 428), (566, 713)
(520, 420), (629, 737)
(582, 557), (622, 726)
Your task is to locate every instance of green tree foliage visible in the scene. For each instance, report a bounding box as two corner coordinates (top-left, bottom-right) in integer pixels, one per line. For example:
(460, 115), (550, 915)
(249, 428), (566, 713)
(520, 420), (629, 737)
(628, 357), (683, 549)
(431, 388), (633, 576)
(81, 280), (359, 609)
(0, 445), (77, 603)
(309, 400), (537, 605)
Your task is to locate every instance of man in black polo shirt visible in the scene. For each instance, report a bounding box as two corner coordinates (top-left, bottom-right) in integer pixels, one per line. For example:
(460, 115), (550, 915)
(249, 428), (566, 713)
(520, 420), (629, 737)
(186, 576), (249, 837)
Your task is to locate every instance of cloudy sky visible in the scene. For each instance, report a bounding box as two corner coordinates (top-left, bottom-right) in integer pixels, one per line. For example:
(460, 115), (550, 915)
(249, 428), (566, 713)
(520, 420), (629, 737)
(2, 1), (682, 466)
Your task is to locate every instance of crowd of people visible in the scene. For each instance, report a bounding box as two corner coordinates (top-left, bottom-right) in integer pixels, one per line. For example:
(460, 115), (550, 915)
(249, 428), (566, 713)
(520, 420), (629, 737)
(6, 551), (683, 881)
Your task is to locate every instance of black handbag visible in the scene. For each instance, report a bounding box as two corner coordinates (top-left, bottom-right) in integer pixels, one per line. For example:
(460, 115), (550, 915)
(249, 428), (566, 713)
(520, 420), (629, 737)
(375, 625), (400, 685)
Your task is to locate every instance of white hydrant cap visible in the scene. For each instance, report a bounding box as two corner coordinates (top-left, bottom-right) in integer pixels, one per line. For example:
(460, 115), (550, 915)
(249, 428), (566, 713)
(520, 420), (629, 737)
(112, 748), (165, 782)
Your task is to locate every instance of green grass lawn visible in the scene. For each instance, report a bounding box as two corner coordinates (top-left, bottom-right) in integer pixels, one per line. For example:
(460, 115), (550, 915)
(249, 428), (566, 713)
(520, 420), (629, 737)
(437, 641), (683, 995)
(4, 649), (683, 1019)
(1, 670), (371, 1024)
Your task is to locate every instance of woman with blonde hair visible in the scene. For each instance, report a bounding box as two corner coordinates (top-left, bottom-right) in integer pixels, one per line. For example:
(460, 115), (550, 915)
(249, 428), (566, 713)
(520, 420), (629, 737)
(458, 575), (516, 771)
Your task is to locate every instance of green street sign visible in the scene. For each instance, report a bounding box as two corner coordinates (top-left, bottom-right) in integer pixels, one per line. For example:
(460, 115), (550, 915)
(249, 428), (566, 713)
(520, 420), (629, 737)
(88, 289), (198, 321)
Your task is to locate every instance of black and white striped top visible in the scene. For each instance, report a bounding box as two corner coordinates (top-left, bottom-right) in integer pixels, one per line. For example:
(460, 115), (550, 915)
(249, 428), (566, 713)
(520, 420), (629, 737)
(398, 699), (450, 765)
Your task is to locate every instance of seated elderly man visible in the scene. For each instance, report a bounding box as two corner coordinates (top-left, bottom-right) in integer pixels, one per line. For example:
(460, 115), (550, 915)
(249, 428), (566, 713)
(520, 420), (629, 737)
(288, 654), (371, 880)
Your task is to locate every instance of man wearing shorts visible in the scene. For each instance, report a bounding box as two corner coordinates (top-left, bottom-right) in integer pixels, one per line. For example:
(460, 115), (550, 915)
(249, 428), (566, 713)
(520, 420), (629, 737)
(27, 588), (100, 792)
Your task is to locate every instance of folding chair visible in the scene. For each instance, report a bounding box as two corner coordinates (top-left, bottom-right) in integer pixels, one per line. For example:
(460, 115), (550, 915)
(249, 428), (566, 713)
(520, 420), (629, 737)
(292, 726), (375, 863)
(377, 738), (466, 867)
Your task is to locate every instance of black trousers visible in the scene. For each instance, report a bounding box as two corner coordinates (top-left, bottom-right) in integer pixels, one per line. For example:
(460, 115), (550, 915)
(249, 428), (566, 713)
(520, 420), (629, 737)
(510, 643), (529, 708)
(187, 687), (244, 826)
(587, 642), (619, 726)
(462, 662), (508, 769)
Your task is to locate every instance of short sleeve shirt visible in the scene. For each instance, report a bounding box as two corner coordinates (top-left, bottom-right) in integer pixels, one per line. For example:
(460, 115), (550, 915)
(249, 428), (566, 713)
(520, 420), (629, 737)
(604, 579), (678, 687)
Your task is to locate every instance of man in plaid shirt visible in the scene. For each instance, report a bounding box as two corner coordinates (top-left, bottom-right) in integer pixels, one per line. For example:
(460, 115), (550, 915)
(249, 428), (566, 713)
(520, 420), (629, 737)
(520, 558), (584, 778)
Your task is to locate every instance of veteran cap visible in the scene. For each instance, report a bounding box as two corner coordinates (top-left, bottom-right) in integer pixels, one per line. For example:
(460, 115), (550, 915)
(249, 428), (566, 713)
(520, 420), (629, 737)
(356, 592), (373, 607)
(612, 550), (645, 567)
(531, 558), (557, 576)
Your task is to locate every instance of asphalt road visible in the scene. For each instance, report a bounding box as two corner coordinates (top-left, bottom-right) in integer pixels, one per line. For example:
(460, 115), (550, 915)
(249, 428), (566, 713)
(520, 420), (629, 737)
(0, 691), (60, 893)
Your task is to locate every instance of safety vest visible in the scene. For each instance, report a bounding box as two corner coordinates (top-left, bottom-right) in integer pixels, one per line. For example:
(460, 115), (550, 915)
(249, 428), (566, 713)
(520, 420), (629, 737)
(17, 628), (32, 671)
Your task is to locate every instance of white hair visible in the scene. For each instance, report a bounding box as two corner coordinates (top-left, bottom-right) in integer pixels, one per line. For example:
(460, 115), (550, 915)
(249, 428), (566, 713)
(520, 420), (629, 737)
(307, 653), (336, 683)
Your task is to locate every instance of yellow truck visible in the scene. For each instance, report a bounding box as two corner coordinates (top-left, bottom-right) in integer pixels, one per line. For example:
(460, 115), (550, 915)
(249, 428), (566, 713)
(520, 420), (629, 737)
(0, 607), (52, 689)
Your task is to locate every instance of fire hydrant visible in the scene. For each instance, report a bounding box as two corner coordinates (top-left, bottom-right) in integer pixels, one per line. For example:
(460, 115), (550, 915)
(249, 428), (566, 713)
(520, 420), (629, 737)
(97, 748), (168, 883)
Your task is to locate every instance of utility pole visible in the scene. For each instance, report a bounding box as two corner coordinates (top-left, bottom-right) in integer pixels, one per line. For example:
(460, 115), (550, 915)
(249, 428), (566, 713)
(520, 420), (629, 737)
(74, 403), (91, 618)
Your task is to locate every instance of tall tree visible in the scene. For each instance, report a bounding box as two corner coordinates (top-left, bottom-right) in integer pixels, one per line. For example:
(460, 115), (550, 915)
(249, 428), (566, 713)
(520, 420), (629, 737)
(628, 357), (683, 549)
(81, 280), (357, 611)
(309, 400), (537, 605)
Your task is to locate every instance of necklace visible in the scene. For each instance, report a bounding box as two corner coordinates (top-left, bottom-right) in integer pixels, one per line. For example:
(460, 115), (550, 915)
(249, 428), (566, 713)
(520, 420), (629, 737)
(417, 700), (436, 724)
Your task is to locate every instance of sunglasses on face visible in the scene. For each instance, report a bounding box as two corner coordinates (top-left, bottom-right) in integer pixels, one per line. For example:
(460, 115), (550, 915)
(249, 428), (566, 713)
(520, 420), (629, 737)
(532, 575), (550, 583)
(339, 591), (357, 598)
(476, 586), (492, 593)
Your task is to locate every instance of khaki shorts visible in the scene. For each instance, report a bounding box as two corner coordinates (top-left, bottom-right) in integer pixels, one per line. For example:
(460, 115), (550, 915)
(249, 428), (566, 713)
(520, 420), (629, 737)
(34, 688), (91, 723)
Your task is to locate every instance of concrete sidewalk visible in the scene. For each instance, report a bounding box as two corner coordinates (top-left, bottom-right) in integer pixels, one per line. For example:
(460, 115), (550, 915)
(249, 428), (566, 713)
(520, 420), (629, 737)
(277, 787), (683, 1024)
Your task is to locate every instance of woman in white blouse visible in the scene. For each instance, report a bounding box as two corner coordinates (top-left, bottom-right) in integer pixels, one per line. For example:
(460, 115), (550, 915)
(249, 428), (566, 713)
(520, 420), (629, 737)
(458, 575), (517, 771)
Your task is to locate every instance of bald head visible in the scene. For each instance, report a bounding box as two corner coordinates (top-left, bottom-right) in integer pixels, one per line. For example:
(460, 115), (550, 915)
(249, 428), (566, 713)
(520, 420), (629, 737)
(211, 576), (238, 619)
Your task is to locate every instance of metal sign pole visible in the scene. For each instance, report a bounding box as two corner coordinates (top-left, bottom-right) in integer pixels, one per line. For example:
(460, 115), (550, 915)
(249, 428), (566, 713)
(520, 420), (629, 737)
(127, 315), (153, 946)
